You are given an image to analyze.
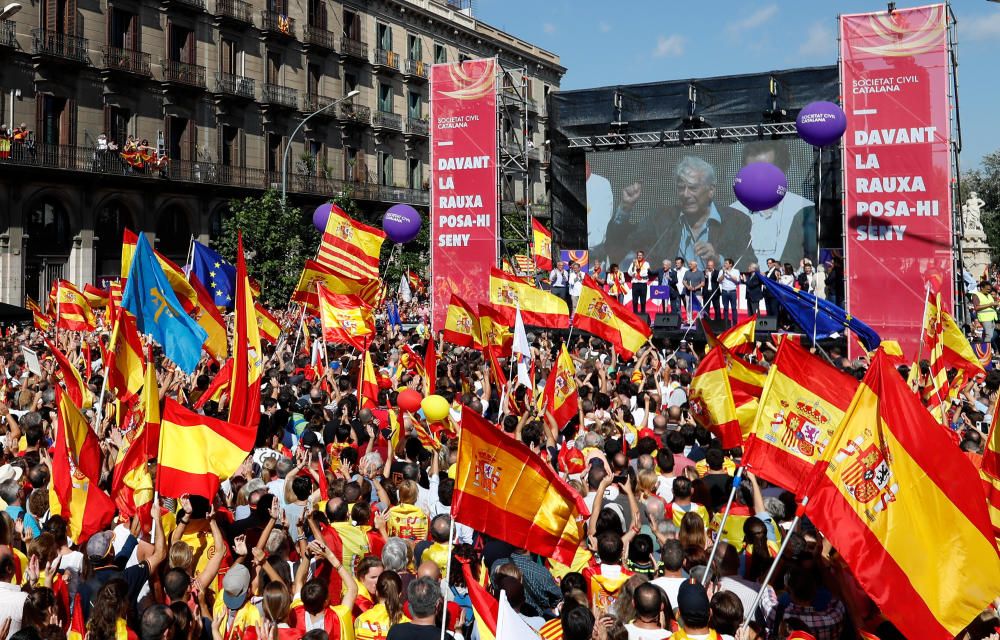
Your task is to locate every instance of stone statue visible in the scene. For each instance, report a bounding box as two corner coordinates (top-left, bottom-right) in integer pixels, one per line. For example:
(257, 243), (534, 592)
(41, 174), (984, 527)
(963, 191), (986, 234)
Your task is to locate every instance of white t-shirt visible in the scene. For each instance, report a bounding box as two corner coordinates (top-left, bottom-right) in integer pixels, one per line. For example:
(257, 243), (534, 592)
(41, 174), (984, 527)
(624, 623), (672, 640)
(720, 268), (741, 292)
(651, 576), (685, 612)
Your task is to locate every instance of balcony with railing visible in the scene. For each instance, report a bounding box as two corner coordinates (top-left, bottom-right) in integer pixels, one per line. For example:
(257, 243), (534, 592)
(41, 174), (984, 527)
(260, 11), (295, 38)
(403, 58), (428, 82)
(261, 83), (297, 108)
(405, 117), (428, 137)
(163, 0), (206, 12)
(32, 29), (89, 63)
(214, 0), (252, 24)
(373, 48), (400, 73)
(214, 72), (255, 99)
(340, 36), (367, 62)
(101, 46), (151, 76)
(303, 25), (336, 52)
(372, 111), (402, 132)
(161, 59), (207, 89)
(302, 93), (340, 115)
(0, 20), (15, 48)
(338, 100), (370, 125)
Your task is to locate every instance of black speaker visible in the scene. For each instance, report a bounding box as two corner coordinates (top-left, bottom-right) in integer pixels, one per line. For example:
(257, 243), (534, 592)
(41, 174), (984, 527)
(705, 318), (728, 334)
(635, 312), (651, 326)
(757, 315), (778, 331)
(653, 313), (680, 330)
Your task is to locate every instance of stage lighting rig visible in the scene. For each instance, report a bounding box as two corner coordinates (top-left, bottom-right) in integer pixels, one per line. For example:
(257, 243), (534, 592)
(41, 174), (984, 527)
(682, 83), (709, 132)
(762, 76), (788, 123)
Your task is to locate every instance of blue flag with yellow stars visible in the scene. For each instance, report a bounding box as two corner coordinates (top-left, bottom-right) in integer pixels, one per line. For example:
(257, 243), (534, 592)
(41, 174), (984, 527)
(192, 240), (236, 311)
(121, 232), (208, 374)
(764, 276), (881, 351)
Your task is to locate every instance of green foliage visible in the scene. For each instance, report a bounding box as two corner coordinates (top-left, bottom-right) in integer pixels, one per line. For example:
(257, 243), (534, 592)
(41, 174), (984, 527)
(214, 190), (320, 308)
(962, 149), (1000, 259)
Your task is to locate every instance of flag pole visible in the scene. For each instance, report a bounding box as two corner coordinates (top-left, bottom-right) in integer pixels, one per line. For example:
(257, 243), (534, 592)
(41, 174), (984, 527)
(438, 511), (456, 640)
(702, 466), (743, 585)
(292, 303), (307, 356)
(812, 146), (823, 347)
(740, 496), (807, 630)
(911, 283), (931, 391)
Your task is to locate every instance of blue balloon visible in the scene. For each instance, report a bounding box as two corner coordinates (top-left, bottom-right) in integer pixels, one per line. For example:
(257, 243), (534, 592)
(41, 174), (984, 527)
(733, 162), (787, 212)
(383, 204), (422, 243)
(796, 101), (847, 147)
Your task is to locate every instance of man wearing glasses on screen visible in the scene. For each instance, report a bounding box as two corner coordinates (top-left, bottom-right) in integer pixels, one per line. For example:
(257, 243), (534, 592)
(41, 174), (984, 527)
(605, 156), (756, 271)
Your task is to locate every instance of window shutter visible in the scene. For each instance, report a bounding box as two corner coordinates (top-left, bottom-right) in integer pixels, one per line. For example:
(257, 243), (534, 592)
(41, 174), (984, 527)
(239, 128), (245, 168)
(45, 0), (57, 33)
(65, 0), (76, 36)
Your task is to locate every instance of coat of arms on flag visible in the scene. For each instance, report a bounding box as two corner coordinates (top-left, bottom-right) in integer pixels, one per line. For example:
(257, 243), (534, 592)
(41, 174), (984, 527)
(473, 451), (502, 496)
(830, 435), (899, 518)
(764, 399), (833, 458)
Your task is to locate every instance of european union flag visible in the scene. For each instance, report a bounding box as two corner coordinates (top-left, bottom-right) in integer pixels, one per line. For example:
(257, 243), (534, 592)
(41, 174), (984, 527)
(121, 232), (208, 374)
(764, 277), (881, 351)
(192, 241), (236, 311)
(387, 300), (401, 329)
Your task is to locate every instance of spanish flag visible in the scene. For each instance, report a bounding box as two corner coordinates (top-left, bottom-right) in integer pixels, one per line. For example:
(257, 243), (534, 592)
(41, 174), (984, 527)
(460, 559), (497, 640)
(107, 311), (145, 403)
(188, 273), (228, 360)
(723, 348), (767, 440)
(980, 402), (1000, 539)
(444, 295), (481, 348)
(573, 275), (651, 359)
(318, 286), (374, 350)
(478, 303), (512, 358)
(544, 345), (578, 428)
(453, 407), (589, 564)
(158, 397), (256, 499)
(359, 345), (379, 408)
(255, 302), (281, 345)
(292, 259), (381, 309)
(689, 346), (741, 449)
(54, 280), (96, 332)
(83, 283), (109, 308)
(489, 267), (569, 329)
(50, 388), (116, 542)
(27, 297), (50, 332)
(425, 332), (437, 393)
(744, 339), (858, 492)
(228, 232), (262, 429)
(46, 339), (92, 409)
(112, 360), (157, 531)
(703, 315), (756, 356)
(532, 217), (553, 272)
(803, 349), (1000, 640)
(193, 359), (232, 411)
(317, 205), (386, 281)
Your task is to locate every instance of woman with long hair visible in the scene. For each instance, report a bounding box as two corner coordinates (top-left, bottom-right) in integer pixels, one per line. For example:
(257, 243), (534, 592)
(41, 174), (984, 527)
(742, 516), (778, 582)
(678, 511), (708, 550)
(85, 578), (136, 640)
(248, 581), (298, 640)
(354, 570), (409, 640)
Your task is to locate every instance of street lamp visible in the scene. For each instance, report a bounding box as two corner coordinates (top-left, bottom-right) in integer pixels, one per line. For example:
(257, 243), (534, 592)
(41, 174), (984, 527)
(0, 3), (22, 20)
(281, 89), (360, 204)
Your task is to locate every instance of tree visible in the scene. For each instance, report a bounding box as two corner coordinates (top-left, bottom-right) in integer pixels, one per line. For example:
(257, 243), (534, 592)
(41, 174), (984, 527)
(214, 190), (320, 308)
(961, 149), (1000, 259)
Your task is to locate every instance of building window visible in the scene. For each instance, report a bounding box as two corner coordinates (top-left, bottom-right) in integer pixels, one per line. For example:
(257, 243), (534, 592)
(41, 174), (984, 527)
(267, 51), (281, 84)
(378, 151), (392, 186)
(220, 38), (239, 75)
(344, 72), (358, 95)
(168, 24), (195, 63)
(155, 205), (191, 262)
(378, 83), (392, 113)
(343, 9), (360, 39)
(308, 0), (326, 29)
(105, 106), (131, 146)
(40, 95), (69, 145)
(307, 63), (321, 96)
(407, 157), (422, 189)
(407, 91), (422, 119)
(221, 125), (239, 166)
(458, 52), (470, 62)
(377, 23), (391, 51)
(408, 34), (421, 61)
(109, 8), (138, 49)
(166, 116), (193, 162)
(433, 43), (446, 64)
(345, 145), (359, 181)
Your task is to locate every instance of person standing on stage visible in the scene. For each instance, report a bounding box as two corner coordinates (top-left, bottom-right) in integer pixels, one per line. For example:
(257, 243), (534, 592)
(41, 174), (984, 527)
(720, 259), (740, 326)
(568, 262), (584, 316)
(607, 264), (628, 304)
(682, 261), (704, 324)
(703, 259), (721, 320)
(550, 261), (570, 307)
(743, 263), (765, 317)
(628, 251), (650, 314)
(763, 258), (781, 316)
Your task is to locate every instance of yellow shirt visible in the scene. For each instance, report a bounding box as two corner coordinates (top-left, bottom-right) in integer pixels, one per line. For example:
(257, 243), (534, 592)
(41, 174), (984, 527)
(212, 597), (262, 640)
(385, 504), (428, 541)
(179, 519), (216, 573)
(354, 603), (410, 640)
(667, 502), (709, 528)
(694, 457), (736, 478)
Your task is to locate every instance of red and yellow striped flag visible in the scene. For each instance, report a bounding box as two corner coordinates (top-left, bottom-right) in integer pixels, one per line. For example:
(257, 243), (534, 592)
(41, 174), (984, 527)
(317, 205), (386, 281)
(228, 232), (262, 429)
(744, 339), (858, 491)
(292, 259), (381, 309)
(478, 303), (512, 358)
(46, 339), (92, 409)
(573, 275), (651, 359)
(532, 217), (553, 272)
(158, 397), (255, 499)
(107, 311), (145, 403)
(723, 348), (767, 441)
(703, 314), (756, 355)
(461, 559), (497, 640)
(453, 407), (589, 564)
(54, 280), (96, 332)
(489, 267), (569, 329)
(981, 399), (1000, 539)
(544, 345), (578, 428)
(188, 274), (228, 361)
(689, 346), (740, 449)
(83, 284), (109, 308)
(255, 302), (281, 345)
(112, 360), (157, 532)
(26, 297), (51, 332)
(803, 349), (1000, 640)
(359, 345), (379, 408)
(444, 295), (481, 348)
(318, 287), (374, 350)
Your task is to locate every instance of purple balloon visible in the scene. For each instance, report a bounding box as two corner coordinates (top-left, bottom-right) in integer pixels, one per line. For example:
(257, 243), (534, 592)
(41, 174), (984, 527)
(733, 162), (787, 212)
(796, 101), (847, 147)
(312, 203), (333, 232)
(383, 204), (422, 244)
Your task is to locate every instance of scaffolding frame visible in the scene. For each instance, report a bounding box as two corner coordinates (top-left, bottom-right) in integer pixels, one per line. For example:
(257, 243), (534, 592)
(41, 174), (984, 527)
(495, 58), (532, 273)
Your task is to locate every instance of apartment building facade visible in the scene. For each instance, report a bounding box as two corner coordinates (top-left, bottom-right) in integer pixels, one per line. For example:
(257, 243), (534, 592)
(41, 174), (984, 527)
(0, 0), (562, 305)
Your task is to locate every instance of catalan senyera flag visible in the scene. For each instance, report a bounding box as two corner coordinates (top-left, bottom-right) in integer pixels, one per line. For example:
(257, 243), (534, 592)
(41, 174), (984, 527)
(158, 397), (255, 499)
(444, 295), (481, 348)
(54, 281), (96, 332)
(228, 232), (263, 429)
(803, 349), (1000, 640)
(50, 387), (115, 542)
(317, 205), (386, 281)
(108, 281), (123, 323)
(532, 217), (553, 272)
(703, 315), (756, 355)
(318, 287), (374, 350)
(573, 275), (651, 359)
(544, 345), (578, 428)
(255, 302), (281, 345)
(744, 339), (859, 492)
(689, 346), (741, 449)
(461, 560), (497, 640)
(292, 259), (381, 309)
(83, 284), (109, 308)
(982, 403), (1000, 539)
(425, 332), (438, 393)
(107, 311), (145, 402)
(27, 297), (51, 332)
(723, 348), (767, 441)
(453, 407), (589, 564)
(478, 303), (513, 358)
(46, 339), (92, 409)
(489, 267), (569, 329)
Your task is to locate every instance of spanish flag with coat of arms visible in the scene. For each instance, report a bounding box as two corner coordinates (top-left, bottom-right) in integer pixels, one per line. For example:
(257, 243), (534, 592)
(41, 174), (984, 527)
(489, 267), (569, 329)
(543, 344), (578, 428)
(573, 275), (650, 359)
(803, 348), (1000, 640)
(443, 295), (481, 348)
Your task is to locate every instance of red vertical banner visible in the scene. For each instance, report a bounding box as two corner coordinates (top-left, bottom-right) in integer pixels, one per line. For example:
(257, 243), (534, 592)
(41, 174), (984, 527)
(841, 4), (952, 360)
(430, 58), (499, 330)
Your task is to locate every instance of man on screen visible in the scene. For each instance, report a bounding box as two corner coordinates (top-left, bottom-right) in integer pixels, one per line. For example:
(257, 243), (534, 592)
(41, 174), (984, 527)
(605, 156), (757, 271)
(730, 140), (815, 265)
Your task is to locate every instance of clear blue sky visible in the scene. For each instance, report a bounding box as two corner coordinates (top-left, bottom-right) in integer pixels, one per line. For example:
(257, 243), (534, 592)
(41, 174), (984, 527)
(476, 0), (1000, 169)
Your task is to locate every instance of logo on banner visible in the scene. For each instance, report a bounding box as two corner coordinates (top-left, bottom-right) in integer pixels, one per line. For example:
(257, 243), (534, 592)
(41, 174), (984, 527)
(473, 451), (502, 496)
(831, 433), (899, 520)
(854, 6), (945, 57)
(766, 399), (833, 457)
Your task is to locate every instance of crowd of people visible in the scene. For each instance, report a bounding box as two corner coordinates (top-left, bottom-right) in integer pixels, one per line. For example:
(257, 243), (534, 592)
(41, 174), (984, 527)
(0, 263), (996, 640)
(0, 124), (35, 162)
